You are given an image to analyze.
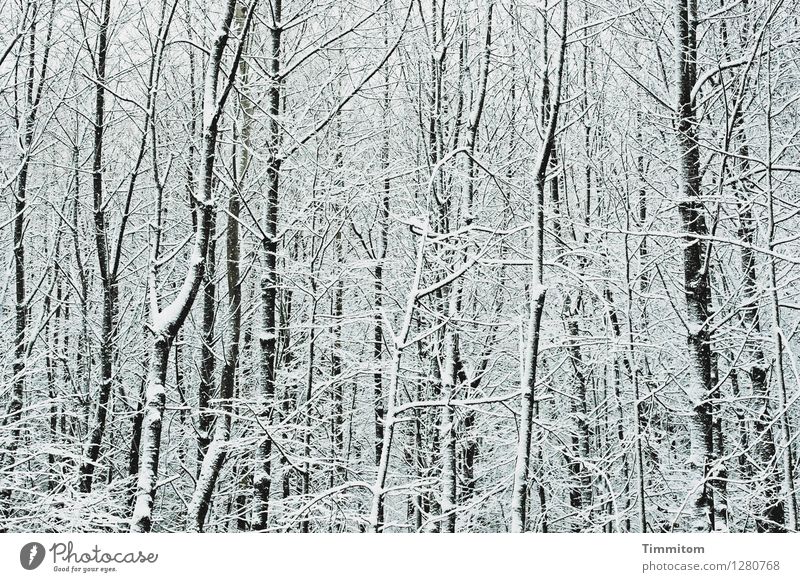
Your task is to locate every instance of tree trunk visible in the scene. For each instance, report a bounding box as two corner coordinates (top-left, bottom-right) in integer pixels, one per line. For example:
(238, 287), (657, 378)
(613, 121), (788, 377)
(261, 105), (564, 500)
(764, 70), (798, 530)
(2, 4), (54, 520)
(674, 0), (715, 532)
(186, 2), (251, 531)
(510, 0), (567, 533)
(80, 0), (113, 495)
(253, 2), (282, 531)
(131, 0), (246, 531)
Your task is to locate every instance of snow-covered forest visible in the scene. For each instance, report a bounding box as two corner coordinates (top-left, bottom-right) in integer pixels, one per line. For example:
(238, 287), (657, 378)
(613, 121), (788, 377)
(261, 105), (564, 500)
(1, 0), (799, 533)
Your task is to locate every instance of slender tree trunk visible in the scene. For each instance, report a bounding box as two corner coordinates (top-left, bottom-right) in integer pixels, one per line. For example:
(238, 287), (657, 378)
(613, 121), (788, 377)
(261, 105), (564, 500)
(674, 0), (715, 532)
(80, 0), (113, 495)
(253, 1), (282, 531)
(327, 117), (346, 496)
(373, 3), (390, 471)
(437, 2), (492, 533)
(622, 182), (648, 533)
(732, 142), (785, 531)
(714, 5), (786, 532)
(2, 4), (54, 520)
(82, 0), (178, 493)
(510, 0), (567, 533)
(198, 219), (216, 466)
(764, 63), (798, 530)
(439, 292), (458, 533)
(186, 2), (251, 531)
(331, 190), (345, 489)
(370, 222), (429, 532)
(131, 0), (247, 531)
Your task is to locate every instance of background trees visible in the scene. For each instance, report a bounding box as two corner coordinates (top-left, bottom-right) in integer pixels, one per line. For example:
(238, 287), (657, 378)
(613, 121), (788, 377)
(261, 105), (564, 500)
(1, 0), (799, 533)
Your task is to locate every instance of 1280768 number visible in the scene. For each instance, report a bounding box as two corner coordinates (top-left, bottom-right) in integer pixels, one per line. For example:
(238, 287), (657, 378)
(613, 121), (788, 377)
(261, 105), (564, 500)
(734, 561), (780, 571)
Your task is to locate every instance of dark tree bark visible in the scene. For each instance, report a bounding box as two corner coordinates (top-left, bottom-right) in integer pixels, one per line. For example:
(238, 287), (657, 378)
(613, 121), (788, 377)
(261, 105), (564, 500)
(131, 0), (252, 531)
(1, 1), (54, 523)
(253, 0), (282, 531)
(674, 0), (716, 532)
(510, 0), (567, 533)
